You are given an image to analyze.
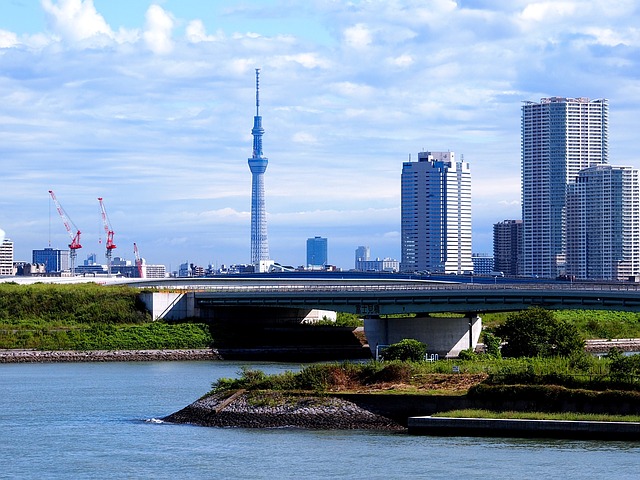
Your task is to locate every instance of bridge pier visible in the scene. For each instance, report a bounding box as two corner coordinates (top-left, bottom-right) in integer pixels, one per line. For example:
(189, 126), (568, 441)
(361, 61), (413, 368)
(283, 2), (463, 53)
(364, 314), (482, 359)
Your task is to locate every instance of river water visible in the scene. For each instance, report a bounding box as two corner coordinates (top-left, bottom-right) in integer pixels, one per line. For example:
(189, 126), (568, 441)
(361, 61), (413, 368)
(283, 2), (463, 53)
(1, 361), (639, 479)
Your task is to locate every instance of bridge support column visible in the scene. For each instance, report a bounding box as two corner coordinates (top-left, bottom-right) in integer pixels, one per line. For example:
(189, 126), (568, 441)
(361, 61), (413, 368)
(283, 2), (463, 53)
(139, 292), (199, 320)
(364, 314), (482, 359)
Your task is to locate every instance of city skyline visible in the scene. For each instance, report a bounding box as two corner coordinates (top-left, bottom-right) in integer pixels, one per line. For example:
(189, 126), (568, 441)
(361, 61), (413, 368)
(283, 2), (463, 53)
(1, 1), (640, 270)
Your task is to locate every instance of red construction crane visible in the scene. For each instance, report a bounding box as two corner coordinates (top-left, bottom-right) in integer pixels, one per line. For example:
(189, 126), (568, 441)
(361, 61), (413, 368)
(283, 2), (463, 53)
(98, 197), (116, 276)
(133, 242), (145, 279)
(48, 190), (82, 275)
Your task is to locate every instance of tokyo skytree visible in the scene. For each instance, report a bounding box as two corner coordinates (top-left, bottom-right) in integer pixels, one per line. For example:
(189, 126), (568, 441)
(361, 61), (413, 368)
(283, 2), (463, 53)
(248, 68), (270, 265)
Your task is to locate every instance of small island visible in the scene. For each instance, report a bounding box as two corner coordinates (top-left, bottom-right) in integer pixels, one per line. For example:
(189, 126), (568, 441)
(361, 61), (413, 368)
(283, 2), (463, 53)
(164, 330), (640, 439)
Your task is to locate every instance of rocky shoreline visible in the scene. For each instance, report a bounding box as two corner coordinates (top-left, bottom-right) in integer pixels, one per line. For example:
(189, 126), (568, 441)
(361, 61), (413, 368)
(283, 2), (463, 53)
(163, 390), (404, 431)
(0, 348), (222, 363)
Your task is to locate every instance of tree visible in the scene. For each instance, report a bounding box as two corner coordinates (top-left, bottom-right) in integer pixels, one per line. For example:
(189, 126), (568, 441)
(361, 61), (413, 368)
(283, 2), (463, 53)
(382, 338), (428, 362)
(496, 307), (584, 358)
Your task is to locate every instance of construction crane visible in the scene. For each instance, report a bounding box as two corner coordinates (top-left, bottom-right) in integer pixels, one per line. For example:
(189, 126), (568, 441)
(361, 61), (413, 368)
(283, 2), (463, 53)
(133, 242), (145, 279)
(48, 190), (82, 275)
(97, 197), (116, 277)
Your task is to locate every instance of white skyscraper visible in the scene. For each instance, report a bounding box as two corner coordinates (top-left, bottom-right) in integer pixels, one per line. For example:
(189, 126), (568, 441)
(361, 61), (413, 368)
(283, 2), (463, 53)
(401, 151), (472, 274)
(521, 97), (608, 278)
(566, 165), (640, 281)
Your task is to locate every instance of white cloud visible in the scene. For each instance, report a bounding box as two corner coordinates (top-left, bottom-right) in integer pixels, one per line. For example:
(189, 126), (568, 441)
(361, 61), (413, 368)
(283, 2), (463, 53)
(581, 27), (640, 47)
(274, 53), (331, 69)
(41, 0), (114, 43)
(520, 2), (579, 22)
(291, 132), (318, 145)
(185, 20), (224, 43)
(0, 30), (18, 48)
(343, 23), (372, 49)
(387, 54), (414, 68)
(143, 5), (174, 54)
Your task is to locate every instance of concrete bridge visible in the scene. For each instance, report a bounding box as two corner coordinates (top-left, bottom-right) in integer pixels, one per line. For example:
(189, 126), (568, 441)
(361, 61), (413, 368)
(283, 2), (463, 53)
(132, 276), (640, 358)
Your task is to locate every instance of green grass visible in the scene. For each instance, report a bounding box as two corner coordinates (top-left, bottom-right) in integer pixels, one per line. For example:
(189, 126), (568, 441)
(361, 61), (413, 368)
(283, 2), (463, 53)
(432, 409), (640, 423)
(0, 283), (213, 350)
(482, 310), (640, 339)
(0, 321), (213, 350)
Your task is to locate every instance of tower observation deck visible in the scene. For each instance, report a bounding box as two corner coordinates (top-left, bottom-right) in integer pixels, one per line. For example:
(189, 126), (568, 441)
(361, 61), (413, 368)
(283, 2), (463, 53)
(248, 68), (270, 265)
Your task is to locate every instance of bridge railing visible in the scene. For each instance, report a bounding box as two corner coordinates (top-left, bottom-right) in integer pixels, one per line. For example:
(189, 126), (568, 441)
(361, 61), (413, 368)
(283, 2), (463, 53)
(140, 282), (640, 294)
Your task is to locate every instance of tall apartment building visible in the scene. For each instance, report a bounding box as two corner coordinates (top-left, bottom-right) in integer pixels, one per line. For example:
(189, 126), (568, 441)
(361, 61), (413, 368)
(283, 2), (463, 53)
(401, 151), (472, 274)
(493, 220), (523, 277)
(521, 97), (608, 278)
(306, 236), (328, 268)
(0, 238), (14, 276)
(566, 165), (640, 281)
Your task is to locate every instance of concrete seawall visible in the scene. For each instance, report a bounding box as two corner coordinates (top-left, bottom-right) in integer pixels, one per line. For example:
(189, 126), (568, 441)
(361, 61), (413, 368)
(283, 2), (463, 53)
(407, 416), (640, 440)
(0, 349), (221, 363)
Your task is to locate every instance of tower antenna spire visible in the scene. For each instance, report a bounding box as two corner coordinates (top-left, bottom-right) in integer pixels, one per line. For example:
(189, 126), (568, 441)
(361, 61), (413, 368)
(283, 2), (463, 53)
(255, 68), (260, 116)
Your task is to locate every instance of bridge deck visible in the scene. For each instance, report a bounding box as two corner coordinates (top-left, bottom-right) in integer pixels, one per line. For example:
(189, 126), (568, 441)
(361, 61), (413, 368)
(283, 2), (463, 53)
(132, 278), (640, 315)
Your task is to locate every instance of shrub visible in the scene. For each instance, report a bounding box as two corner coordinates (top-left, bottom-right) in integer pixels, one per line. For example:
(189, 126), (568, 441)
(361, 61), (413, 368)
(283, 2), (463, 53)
(483, 332), (502, 358)
(381, 338), (427, 361)
(608, 348), (640, 383)
(458, 348), (477, 360)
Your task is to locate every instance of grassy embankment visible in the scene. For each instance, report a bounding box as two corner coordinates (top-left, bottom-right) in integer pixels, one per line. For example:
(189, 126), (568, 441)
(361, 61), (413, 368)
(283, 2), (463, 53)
(0, 283), (212, 350)
(432, 409), (640, 422)
(211, 356), (640, 421)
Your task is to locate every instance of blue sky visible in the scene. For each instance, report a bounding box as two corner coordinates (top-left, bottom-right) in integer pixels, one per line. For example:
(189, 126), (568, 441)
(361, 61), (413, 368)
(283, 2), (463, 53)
(1, 0), (639, 271)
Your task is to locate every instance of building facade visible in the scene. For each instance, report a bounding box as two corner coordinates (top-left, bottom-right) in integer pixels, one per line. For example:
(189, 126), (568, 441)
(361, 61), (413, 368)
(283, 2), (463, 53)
(0, 238), (14, 276)
(566, 165), (640, 281)
(32, 248), (69, 273)
(493, 219), (523, 277)
(248, 69), (270, 269)
(401, 151), (472, 274)
(521, 97), (608, 278)
(306, 236), (328, 269)
(355, 257), (399, 273)
(471, 253), (494, 275)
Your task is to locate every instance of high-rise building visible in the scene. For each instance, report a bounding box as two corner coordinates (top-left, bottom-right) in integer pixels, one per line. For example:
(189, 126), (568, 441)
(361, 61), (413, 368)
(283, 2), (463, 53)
(32, 247), (69, 273)
(248, 68), (270, 268)
(521, 97), (608, 278)
(355, 246), (370, 266)
(493, 220), (523, 277)
(566, 165), (640, 281)
(306, 236), (328, 268)
(401, 151), (472, 274)
(0, 238), (14, 276)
